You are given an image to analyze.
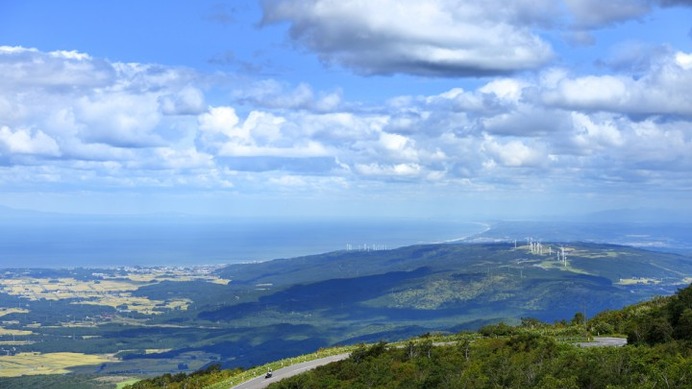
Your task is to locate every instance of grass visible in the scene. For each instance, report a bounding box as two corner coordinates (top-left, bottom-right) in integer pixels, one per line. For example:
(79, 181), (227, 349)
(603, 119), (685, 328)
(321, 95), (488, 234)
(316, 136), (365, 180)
(0, 328), (33, 336)
(115, 378), (141, 389)
(0, 352), (113, 377)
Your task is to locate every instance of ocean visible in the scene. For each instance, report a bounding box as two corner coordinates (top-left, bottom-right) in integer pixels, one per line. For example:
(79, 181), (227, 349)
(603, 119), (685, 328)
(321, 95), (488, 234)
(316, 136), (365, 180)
(0, 218), (487, 268)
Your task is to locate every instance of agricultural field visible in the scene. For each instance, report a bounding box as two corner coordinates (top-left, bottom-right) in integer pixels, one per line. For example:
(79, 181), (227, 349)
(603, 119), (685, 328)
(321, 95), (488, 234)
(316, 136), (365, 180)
(0, 267), (230, 315)
(0, 308), (29, 318)
(0, 352), (113, 377)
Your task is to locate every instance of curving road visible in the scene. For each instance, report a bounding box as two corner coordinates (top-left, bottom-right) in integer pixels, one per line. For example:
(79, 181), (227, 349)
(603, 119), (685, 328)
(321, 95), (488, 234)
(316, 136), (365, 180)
(230, 353), (350, 389)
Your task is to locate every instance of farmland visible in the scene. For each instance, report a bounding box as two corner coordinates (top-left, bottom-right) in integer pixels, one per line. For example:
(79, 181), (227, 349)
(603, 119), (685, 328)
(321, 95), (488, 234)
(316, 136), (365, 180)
(0, 266), (229, 315)
(0, 352), (113, 377)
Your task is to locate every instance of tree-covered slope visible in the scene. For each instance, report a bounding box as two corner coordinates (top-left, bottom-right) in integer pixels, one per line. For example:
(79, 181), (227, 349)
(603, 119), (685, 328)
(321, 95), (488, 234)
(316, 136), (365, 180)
(269, 284), (692, 389)
(204, 242), (691, 347)
(127, 284), (692, 389)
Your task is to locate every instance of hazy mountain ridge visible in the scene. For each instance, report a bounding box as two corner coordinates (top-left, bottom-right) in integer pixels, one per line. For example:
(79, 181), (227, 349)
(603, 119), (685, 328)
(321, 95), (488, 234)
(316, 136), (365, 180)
(198, 241), (691, 364)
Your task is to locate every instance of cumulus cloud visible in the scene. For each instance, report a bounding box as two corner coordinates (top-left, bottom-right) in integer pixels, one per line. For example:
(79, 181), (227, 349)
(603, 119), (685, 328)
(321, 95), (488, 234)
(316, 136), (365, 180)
(259, 0), (692, 76)
(541, 51), (692, 116)
(355, 162), (422, 178)
(482, 136), (545, 168)
(0, 46), (114, 90)
(0, 126), (60, 157)
(2, 43), (692, 199)
(260, 0), (554, 76)
(0, 46), (207, 158)
(197, 106), (329, 160)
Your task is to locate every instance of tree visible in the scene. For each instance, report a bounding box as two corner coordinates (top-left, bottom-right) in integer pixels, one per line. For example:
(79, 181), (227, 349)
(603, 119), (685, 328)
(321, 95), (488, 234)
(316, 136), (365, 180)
(571, 312), (585, 326)
(674, 307), (692, 340)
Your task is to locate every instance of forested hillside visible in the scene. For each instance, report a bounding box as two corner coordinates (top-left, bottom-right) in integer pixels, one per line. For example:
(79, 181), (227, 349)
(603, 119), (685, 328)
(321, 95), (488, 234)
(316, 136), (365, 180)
(267, 283), (691, 389)
(127, 283), (692, 389)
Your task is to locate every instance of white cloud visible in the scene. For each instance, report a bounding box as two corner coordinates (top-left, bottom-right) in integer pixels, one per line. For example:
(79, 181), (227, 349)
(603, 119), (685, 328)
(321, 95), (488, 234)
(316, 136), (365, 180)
(545, 75), (630, 108)
(355, 162), (422, 177)
(675, 51), (692, 70)
(0, 46), (113, 89)
(2, 42), (692, 205)
(479, 79), (527, 102)
(570, 113), (624, 153)
(198, 106), (240, 136)
(153, 147), (214, 170)
(260, 0), (553, 76)
(377, 132), (418, 162)
(76, 92), (163, 147)
(197, 106), (328, 158)
(0, 126), (61, 156)
(0, 46), (207, 163)
(482, 136), (544, 167)
(541, 52), (692, 116)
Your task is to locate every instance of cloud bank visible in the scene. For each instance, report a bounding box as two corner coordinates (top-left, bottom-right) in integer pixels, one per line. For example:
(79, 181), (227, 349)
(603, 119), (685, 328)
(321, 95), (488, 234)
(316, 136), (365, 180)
(1, 44), (691, 203)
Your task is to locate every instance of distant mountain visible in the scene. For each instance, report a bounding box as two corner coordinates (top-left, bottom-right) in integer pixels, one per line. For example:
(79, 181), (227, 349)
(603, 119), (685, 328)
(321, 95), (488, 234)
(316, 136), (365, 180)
(0, 204), (54, 219)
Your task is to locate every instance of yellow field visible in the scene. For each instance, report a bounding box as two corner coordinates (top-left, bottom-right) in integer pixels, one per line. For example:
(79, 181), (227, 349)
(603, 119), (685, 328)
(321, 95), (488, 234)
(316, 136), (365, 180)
(0, 327), (33, 336)
(0, 308), (29, 317)
(77, 295), (192, 314)
(0, 352), (114, 377)
(0, 341), (34, 346)
(0, 268), (229, 317)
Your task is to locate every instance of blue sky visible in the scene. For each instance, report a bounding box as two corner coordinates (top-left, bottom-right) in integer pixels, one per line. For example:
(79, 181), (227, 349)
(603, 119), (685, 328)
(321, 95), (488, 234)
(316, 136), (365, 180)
(1, 0), (691, 219)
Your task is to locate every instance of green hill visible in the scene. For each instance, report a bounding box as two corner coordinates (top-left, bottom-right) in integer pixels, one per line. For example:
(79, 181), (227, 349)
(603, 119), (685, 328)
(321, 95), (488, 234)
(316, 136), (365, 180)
(196, 242), (690, 361)
(128, 283), (692, 389)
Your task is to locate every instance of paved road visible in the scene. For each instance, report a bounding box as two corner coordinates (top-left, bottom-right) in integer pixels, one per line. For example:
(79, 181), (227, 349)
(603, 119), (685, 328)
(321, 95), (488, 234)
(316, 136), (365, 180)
(230, 353), (350, 389)
(576, 336), (627, 347)
(230, 337), (626, 388)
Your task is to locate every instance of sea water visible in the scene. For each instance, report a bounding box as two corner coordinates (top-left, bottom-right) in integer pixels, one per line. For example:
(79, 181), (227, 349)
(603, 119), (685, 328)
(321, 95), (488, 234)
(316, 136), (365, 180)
(0, 217), (487, 268)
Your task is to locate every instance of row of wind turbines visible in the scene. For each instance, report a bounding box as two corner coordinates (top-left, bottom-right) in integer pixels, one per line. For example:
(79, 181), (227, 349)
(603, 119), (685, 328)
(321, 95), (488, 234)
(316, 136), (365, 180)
(516, 238), (568, 267)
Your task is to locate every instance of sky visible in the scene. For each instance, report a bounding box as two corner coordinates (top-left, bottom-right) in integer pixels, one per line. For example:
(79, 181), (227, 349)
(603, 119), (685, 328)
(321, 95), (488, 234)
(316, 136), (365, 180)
(0, 0), (691, 220)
